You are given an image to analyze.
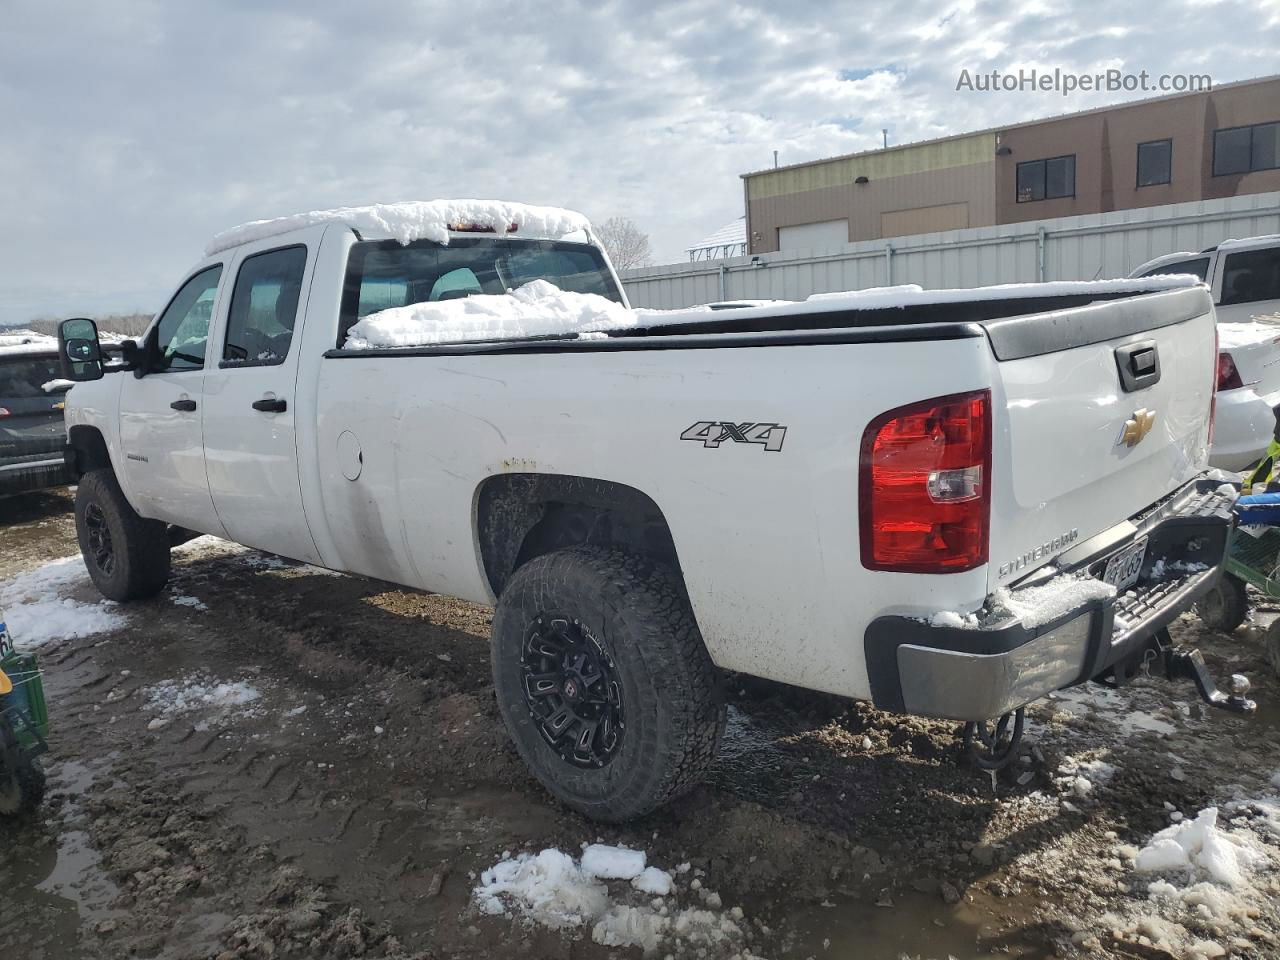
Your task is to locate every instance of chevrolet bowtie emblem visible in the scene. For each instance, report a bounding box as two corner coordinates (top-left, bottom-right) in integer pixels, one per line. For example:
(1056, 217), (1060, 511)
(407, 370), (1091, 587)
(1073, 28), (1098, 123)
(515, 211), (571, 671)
(1121, 408), (1157, 447)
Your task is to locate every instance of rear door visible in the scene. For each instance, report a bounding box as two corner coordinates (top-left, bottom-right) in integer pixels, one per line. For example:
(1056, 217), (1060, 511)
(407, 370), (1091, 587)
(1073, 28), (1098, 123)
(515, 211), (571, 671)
(118, 265), (228, 535)
(0, 352), (68, 468)
(985, 286), (1216, 588)
(199, 232), (322, 564)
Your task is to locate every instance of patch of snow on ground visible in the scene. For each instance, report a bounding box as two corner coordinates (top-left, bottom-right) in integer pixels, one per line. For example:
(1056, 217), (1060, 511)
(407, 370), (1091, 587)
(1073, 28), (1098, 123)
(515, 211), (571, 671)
(170, 594), (209, 612)
(344, 279), (636, 349)
(473, 844), (760, 957)
(0, 556), (125, 646)
(144, 674), (263, 721)
(206, 199), (591, 255)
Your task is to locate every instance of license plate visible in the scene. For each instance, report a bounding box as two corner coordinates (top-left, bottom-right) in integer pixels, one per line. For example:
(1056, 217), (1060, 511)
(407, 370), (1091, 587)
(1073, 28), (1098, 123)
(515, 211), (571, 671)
(1102, 538), (1147, 592)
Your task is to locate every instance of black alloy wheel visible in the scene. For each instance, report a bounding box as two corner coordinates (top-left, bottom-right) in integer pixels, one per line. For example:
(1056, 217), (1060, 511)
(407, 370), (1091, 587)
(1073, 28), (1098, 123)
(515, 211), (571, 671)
(520, 614), (624, 768)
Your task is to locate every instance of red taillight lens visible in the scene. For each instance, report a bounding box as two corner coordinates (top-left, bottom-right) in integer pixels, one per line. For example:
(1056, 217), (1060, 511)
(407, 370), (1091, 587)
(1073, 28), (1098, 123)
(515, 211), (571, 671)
(0, 406), (9, 417)
(1217, 351), (1243, 391)
(859, 390), (992, 573)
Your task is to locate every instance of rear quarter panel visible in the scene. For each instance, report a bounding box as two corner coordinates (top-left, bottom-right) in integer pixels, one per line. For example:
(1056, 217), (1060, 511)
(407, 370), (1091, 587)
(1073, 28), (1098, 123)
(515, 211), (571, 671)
(308, 337), (995, 700)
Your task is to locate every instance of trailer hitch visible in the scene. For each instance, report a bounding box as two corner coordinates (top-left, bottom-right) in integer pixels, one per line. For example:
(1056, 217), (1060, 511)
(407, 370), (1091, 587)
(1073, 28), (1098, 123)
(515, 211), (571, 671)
(1150, 629), (1256, 714)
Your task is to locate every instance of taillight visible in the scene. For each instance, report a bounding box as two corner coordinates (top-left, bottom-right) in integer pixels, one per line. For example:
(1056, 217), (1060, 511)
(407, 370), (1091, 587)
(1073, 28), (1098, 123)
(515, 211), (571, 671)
(0, 407), (9, 418)
(859, 390), (992, 573)
(1209, 328), (1219, 446)
(1217, 351), (1243, 391)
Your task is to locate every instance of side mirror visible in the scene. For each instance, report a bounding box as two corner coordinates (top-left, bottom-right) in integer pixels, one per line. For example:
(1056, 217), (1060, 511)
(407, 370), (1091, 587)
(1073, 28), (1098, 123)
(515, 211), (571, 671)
(57, 317), (105, 382)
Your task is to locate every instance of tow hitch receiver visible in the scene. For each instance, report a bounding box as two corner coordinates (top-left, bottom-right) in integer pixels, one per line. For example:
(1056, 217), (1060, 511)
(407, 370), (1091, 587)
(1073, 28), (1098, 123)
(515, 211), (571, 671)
(1150, 629), (1256, 714)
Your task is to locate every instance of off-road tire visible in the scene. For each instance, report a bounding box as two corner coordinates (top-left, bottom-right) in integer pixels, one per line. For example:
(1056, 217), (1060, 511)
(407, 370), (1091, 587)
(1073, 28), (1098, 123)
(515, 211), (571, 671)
(1195, 574), (1249, 634)
(491, 546), (725, 822)
(1265, 619), (1280, 679)
(74, 469), (171, 601)
(0, 755), (46, 816)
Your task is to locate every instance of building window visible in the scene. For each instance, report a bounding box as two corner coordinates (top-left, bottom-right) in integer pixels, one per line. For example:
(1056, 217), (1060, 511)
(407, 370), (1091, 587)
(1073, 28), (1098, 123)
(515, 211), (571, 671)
(1213, 122), (1280, 176)
(1137, 139), (1172, 187)
(1016, 155), (1075, 202)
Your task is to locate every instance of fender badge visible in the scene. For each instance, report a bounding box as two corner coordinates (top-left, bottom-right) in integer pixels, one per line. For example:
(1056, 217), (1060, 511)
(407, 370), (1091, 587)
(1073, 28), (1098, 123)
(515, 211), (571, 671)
(1121, 408), (1157, 447)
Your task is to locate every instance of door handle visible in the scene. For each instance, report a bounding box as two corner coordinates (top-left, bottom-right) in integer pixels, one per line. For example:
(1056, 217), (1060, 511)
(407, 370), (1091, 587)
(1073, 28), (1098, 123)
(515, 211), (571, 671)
(252, 397), (287, 413)
(170, 399), (197, 412)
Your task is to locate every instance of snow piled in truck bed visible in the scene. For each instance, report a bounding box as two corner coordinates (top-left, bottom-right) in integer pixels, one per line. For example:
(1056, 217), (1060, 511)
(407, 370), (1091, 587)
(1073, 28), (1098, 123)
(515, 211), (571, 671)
(342, 274), (1202, 351)
(206, 199), (591, 255)
(344, 279), (635, 349)
(473, 843), (762, 957)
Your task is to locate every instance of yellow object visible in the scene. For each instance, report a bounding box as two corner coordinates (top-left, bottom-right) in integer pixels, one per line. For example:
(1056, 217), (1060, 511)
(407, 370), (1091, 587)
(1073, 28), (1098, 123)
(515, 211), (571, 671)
(1246, 437), (1280, 493)
(0, 667), (11, 696)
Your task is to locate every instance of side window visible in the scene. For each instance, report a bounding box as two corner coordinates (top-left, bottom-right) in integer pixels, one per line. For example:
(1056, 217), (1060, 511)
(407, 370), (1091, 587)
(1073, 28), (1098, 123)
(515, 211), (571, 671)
(154, 265), (222, 372)
(1016, 155), (1075, 202)
(1140, 257), (1210, 281)
(1220, 249), (1280, 306)
(429, 268), (483, 301)
(224, 246), (308, 366)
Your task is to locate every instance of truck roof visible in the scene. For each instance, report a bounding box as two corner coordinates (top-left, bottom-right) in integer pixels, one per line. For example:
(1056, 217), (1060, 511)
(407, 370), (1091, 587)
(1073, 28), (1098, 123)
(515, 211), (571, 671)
(205, 199), (593, 256)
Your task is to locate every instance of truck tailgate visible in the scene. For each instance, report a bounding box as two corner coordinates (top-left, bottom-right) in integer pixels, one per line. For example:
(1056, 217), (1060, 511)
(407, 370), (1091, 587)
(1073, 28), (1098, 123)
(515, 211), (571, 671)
(984, 286), (1216, 589)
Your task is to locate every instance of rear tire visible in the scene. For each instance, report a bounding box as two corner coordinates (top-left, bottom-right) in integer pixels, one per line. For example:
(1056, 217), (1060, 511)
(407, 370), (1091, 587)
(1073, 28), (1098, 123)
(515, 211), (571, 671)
(0, 756), (46, 816)
(74, 469), (170, 601)
(491, 546), (724, 822)
(1195, 574), (1249, 634)
(1265, 619), (1280, 679)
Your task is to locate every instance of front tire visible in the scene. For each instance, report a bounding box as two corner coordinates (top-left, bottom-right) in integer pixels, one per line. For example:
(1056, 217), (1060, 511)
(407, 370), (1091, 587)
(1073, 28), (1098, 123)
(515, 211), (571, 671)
(74, 470), (171, 601)
(491, 546), (724, 822)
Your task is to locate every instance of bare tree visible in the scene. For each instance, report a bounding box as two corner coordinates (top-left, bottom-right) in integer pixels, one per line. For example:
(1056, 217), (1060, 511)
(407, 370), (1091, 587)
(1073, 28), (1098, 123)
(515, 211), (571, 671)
(25, 312), (154, 337)
(595, 217), (653, 271)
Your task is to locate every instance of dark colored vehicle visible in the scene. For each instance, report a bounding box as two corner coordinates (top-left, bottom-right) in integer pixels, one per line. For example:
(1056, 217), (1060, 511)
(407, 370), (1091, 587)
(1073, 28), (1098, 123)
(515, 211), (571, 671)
(0, 345), (72, 496)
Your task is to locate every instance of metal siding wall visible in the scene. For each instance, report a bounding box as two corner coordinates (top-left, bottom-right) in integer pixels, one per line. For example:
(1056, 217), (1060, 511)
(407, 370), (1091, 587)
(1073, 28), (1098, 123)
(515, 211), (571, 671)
(622, 192), (1280, 308)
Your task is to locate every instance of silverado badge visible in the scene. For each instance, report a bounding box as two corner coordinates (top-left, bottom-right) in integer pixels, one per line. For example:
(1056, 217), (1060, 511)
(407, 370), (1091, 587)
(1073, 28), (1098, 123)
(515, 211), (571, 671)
(1120, 408), (1156, 447)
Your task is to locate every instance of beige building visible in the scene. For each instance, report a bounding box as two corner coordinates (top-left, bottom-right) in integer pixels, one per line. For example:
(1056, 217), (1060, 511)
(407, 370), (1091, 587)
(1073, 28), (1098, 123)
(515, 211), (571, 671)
(742, 74), (1280, 255)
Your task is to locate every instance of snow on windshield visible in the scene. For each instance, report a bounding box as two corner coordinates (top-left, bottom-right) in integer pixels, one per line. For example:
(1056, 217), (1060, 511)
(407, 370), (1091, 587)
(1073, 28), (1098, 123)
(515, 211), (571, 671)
(207, 199), (592, 256)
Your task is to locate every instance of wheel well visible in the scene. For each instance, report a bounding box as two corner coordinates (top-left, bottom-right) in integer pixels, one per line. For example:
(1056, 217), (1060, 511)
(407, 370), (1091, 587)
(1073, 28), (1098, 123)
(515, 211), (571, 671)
(66, 425), (112, 479)
(476, 474), (682, 598)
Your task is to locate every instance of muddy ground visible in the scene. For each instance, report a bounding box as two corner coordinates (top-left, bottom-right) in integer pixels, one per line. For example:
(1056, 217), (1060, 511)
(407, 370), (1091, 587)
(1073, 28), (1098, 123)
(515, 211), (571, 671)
(1, 488), (1278, 960)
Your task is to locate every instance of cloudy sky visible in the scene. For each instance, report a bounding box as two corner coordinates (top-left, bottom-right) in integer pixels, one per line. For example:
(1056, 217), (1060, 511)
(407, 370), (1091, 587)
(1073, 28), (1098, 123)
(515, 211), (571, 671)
(2, 0), (1278, 324)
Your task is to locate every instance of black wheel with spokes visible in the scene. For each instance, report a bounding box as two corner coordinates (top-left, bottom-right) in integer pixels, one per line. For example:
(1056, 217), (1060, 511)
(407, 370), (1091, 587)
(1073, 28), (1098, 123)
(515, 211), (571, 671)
(83, 502), (116, 577)
(1195, 574), (1249, 634)
(492, 546), (724, 821)
(521, 615), (625, 768)
(74, 470), (171, 601)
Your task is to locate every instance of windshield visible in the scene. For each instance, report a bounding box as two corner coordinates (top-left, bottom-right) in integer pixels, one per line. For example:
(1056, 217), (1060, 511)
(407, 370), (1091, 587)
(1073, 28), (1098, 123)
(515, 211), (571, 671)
(339, 236), (622, 346)
(0, 355), (65, 399)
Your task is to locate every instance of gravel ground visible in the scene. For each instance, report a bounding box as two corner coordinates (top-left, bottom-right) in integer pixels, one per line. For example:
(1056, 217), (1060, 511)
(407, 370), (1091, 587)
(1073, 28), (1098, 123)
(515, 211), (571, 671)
(1, 487), (1277, 960)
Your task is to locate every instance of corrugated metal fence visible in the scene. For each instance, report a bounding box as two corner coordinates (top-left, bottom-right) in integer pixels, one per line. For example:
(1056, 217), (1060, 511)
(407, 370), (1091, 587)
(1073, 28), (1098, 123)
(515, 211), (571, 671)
(620, 192), (1280, 309)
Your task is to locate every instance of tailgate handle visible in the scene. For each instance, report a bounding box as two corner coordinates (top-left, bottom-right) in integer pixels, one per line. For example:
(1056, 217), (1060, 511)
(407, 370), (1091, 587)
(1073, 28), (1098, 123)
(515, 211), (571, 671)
(1115, 340), (1160, 392)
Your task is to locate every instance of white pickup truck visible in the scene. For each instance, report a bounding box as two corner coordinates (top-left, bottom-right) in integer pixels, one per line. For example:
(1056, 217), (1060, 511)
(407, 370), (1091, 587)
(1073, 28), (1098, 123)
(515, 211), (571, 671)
(56, 200), (1245, 820)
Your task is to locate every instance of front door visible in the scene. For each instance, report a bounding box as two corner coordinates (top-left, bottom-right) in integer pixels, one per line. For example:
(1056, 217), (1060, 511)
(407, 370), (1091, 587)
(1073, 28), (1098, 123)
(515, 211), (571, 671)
(200, 241), (321, 564)
(117, 264), (228, 536)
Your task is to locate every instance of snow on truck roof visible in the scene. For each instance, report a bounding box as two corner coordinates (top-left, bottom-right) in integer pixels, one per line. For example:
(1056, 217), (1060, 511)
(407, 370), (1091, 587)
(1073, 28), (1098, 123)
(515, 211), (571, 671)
(205, 199), (592, 256)
(343, 274), (1204, 351)
(0, 330), (59, 357)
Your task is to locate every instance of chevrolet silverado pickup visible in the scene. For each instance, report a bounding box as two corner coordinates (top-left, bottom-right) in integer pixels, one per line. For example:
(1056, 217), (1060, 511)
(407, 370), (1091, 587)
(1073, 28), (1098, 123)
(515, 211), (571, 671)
(55, 200), (1242, 820)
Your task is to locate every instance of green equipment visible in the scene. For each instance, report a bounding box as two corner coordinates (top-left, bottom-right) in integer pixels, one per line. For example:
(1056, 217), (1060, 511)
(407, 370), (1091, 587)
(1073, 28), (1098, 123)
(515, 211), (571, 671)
(0, 618), (48, 816)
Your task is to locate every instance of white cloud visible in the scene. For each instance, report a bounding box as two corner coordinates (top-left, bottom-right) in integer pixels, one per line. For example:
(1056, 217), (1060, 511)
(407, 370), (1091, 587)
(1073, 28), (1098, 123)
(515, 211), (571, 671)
(1, 0), (1276, 322)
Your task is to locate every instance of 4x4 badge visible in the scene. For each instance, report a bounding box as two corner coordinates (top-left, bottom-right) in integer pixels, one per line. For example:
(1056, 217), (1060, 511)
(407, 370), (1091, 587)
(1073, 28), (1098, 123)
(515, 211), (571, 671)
(681, 421), (787, 452)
